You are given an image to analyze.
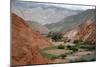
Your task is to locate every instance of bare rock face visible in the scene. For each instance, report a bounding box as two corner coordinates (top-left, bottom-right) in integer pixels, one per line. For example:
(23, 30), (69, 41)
(63, 19), (96, 44)
(77, 19), (96, 44)
(12, 13), (51, 66)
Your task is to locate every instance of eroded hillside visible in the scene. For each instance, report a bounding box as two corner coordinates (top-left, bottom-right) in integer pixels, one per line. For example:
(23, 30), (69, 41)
(63, 19), (96, 44)
(12, 13), (52, 66)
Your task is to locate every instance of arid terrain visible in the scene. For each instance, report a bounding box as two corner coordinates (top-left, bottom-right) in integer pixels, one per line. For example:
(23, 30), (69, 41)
(12, 13), (52, 66)
(12, 1), (96, 66)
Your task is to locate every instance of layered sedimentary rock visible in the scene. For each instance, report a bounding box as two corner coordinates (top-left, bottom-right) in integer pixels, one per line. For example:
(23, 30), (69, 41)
(12, 13), (51, 66)
(77, 19), (96, 44)
(63, 19), (96, 44)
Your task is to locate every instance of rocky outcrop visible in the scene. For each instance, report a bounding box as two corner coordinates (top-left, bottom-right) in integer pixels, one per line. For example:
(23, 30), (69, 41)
(63, 19), (96, 44)
(63, 9), (96, 44)
(77, 19), (96, 44)
(12, 13), (51, 66)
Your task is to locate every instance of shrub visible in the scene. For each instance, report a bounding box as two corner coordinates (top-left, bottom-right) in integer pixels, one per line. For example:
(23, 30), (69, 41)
(72, 47), (78, 52)
(73, 40), (79, 44)
(47, 32), (63, 41)
(46, 32), (52, 37)
(67, 45), (72, 49)
(67, 45), (78, 52)
(50, 55), (59, 59)
(73, 39), (83, 44)
(60, 54), (67, 59)
(57, 44), (65, 49)
(79, 44), (96, 51)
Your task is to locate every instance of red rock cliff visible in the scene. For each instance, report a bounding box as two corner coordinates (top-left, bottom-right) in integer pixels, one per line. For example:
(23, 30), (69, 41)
(63, 19), (96, 44)
(12, 13), (51, 66)
(77, 19), (96, 44)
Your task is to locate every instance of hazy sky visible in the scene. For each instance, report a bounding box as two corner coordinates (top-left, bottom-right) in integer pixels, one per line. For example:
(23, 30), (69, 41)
(47, 4), (95, 10)
(13, 0), (96, 5)
(12, 0), (95, 10)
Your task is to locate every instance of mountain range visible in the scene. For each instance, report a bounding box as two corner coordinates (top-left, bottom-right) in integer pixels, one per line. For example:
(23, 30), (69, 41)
(26, 21), (50, 34)
(12, 1), (82, 25)
(63, 9), (96, 44)
(45, 9), (96, 32)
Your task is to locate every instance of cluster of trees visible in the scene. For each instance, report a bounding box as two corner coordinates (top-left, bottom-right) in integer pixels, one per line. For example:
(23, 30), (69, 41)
(47, 32), (63, 41)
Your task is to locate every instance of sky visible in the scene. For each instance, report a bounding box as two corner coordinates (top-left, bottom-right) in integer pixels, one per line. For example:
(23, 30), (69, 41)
(15, 0), (96, 5)
(12, 0), (95, 10)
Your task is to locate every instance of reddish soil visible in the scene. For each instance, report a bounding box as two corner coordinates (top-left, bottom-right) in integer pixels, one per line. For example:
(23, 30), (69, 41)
(78, 19), (96, 44)
(64, 19), (96, 44)
(12, 13), (52, 66)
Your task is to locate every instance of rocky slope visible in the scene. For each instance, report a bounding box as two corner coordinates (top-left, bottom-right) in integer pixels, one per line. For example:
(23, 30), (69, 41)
(63, 19), (96, 44)
(12, 13), (52, 66)
(77, 19), (96, 44)
(26, 21), (50, 34)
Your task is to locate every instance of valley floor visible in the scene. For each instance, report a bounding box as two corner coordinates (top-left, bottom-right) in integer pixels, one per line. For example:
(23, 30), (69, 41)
(40, 41), (96, 64)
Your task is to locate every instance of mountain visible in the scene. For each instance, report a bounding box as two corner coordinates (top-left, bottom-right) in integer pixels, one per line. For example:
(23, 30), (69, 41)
(12, 13), (52, 66)
(45, 9), (96, 32)
(12, 1), (82, 25)
(63, 19), (96, 44)
(26, 21), (50, 34)
(77, 19), (96, 44)
(63, 10), (96, 44)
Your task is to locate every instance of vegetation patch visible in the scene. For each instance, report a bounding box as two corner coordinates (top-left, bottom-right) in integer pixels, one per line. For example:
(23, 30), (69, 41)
(79, 44), (96, 51)
(57, 44), (65, 49)
(67, 45), (79, 52)
(47, 32), (63, 41)
(74, 41), (96, 51)
(65, 41), (96, 52)
(40, 46), (68, 59)
(40, 40), (95, 60)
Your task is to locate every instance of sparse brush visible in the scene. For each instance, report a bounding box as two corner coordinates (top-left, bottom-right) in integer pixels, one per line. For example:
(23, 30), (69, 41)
(67, 45), (79, 52)
(60, 53), (67, 59)
(57, 44), (65, 49)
